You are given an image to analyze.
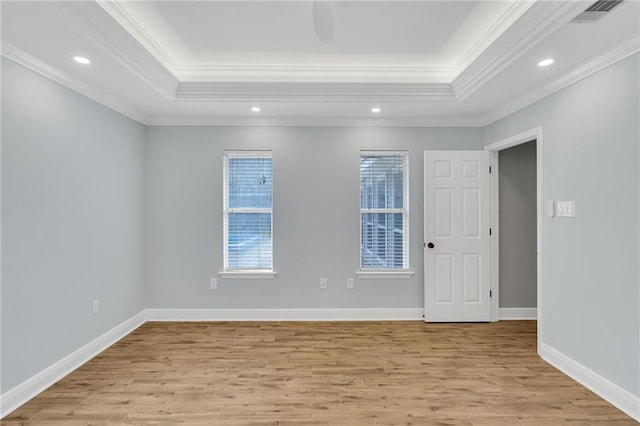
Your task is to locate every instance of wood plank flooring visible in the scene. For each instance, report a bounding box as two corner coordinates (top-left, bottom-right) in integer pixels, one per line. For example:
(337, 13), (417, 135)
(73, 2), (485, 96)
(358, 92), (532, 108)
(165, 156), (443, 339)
(3, 321), (635, 425)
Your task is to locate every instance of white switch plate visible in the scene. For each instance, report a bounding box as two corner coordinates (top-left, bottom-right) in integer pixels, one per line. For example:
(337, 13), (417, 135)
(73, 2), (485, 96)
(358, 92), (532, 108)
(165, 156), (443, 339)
(347, 278), (354, 289)
(92, 299), (99, 314)
(210, 278), (217, 290)
(320, 278), (328, 289)
(556, 201), (576, 217)
(547, 200), (555, 218)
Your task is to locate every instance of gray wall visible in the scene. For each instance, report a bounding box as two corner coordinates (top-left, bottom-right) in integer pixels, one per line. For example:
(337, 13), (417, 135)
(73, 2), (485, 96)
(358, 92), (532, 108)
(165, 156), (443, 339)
(484, 53), (639, 396)
(146, 126), (482, 309)
(1, 58), (148, 392)
(3, 49), (638, 406)
(499, 141), (537, 308)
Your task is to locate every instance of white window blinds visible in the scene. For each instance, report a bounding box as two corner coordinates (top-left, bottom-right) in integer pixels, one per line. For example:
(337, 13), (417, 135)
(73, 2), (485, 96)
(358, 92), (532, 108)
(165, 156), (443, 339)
(223, 151), (273, 271)
(360, 152), (409, 270)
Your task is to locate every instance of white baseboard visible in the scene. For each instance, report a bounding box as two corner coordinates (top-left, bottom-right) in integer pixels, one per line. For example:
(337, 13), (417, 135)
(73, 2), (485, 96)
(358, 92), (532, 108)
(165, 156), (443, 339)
(0, 311), (146, 418)
(540, 342), (640, 422)
(9, 308), (637, 424)
(499, 307), (537, 320)
(145, 308), (424, 322)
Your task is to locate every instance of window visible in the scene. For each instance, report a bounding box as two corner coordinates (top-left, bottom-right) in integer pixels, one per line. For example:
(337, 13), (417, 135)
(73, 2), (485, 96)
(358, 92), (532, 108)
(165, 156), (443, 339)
(360, 151), (408, 270)
(223, 151), (272, 271)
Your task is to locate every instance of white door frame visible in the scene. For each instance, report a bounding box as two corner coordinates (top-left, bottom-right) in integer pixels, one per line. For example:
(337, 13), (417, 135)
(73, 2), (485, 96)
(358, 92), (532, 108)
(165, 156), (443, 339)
(485, 127), (543, 352)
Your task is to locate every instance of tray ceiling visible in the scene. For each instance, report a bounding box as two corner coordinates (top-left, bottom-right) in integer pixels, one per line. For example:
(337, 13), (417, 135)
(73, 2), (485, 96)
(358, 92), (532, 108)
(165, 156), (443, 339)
(1, 0), (638, 126)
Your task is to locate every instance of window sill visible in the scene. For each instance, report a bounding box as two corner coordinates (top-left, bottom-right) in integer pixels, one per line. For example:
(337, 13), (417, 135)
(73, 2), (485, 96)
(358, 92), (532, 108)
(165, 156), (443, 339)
(219, 270), (278, 279)
(356, 270), (415, 279)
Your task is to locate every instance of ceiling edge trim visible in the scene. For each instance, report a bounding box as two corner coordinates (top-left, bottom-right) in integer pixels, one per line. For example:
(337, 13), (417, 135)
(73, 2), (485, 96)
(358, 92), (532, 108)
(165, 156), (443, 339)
(481, 37), (640, 127)
(142, 116), (484, 128)
(175, 64), (453, 83)
(95, 0), (179, 77)
(453, 0), (536, 76)
(0, 42), (147, 125)
(175, 81), (456, 102)
(453, 1), (587, 102)
(71, 1), (178, 100)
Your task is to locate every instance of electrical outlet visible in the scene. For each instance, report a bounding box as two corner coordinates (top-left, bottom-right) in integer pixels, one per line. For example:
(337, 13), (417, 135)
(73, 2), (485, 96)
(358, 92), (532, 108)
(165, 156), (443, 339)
(320, 278), (328, 289)
(92, 299), (99, 314)
(210, 278), (217, 290)
(347, 278), (354, 289)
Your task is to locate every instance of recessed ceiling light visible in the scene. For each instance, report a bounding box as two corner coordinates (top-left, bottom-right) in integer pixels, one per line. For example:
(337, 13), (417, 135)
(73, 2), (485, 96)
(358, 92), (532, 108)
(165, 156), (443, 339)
(73, 56), (91, 65)
(371, 107), (381, 113)
(537, 58), (554, 67)
(251, 106), (261, 112)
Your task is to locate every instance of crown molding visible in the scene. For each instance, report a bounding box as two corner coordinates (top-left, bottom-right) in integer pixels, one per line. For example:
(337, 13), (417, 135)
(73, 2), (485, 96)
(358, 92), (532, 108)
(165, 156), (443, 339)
(90, 0), (593, 108)
(65, 1), (178, 99)
(481, 37), (640, 126)
(453, 0), (536, 77)
(143, 115), (483, 128)
(176, 81), (455, 102)
(175, 64), (453, 84)
(95, 0), (179, 77)
(453, 1), (588, 102)
(0, 42), (146, 124)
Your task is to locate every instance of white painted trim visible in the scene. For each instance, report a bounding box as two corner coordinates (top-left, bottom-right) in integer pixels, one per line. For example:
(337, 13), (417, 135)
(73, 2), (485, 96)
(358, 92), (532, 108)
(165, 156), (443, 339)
(540, 343), (640, 422)
(453, 1), (587, 101)
(356, 271), (415, 279)
(489, 150), (500, 322)
(485, 127), (542, 152)
(143, 116), (484, 128)
(95, 0), (179, 77)
(0, 311), (146, 418)
(175, 81), (455, 102)
(498, 307), (537, 320)
(219, 271), (277, 279)
(452, 1), (535, 76)
(482, 37), (640, 126)
(143, 39), (639, 127)
(485, 127), (543, 352)
(535, 131), (543, 354)
(145, 308), (423, 322)
(61, 1), (178, 100)
(175, 65), (452, 83)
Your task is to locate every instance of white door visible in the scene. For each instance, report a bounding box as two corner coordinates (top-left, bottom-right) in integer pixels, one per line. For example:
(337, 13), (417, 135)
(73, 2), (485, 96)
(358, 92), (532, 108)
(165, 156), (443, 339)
(424, 151), (491, 322)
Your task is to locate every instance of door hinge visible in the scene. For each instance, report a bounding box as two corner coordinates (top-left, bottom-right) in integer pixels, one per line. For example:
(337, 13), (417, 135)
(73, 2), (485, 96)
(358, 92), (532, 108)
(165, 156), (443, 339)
(489, 228), (492, 236)
(490, 290), (493, 298)
(489, 166), (492, 174)
(424, 242), (426, 248)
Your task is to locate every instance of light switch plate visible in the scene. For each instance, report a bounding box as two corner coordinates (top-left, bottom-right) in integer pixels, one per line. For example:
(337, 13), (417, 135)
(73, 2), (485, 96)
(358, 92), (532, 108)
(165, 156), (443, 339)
(556, 201), (576, 217)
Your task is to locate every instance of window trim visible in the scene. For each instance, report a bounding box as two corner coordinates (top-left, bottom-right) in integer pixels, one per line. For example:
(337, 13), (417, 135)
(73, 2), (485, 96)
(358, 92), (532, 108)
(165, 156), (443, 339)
(356, 270), (415, 279)
(219, 270), (278, 279)
(222, 150), (274, 274)
(359, 150), (410, 272)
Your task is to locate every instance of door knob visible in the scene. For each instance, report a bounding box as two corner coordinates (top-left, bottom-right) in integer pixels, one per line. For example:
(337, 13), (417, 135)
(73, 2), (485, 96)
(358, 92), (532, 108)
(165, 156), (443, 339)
(427, 242), (435, 249)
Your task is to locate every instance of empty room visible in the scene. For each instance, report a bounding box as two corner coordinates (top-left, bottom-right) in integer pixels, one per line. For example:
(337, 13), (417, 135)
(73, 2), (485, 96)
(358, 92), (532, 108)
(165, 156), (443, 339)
(1, 0), (639, 424)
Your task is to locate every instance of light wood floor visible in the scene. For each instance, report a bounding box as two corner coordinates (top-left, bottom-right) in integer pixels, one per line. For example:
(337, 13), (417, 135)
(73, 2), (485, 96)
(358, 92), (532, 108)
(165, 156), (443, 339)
(3, 321), (635, 425)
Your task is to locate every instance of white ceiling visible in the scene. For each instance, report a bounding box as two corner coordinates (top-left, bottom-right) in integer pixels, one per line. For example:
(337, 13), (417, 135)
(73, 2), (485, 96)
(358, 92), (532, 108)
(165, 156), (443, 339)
(1, 0), (639, 126)
(116, 1), (514, 71)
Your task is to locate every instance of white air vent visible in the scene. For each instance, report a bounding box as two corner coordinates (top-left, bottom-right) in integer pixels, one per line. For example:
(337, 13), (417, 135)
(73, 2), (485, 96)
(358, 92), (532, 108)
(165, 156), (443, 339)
(572, 0), (624, 23)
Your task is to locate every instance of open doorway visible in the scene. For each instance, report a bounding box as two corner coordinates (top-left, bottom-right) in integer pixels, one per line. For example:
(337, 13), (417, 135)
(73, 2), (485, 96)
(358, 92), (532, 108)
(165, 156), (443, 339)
(486, 127), (543, 352)
(498, 141), (537, 318)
